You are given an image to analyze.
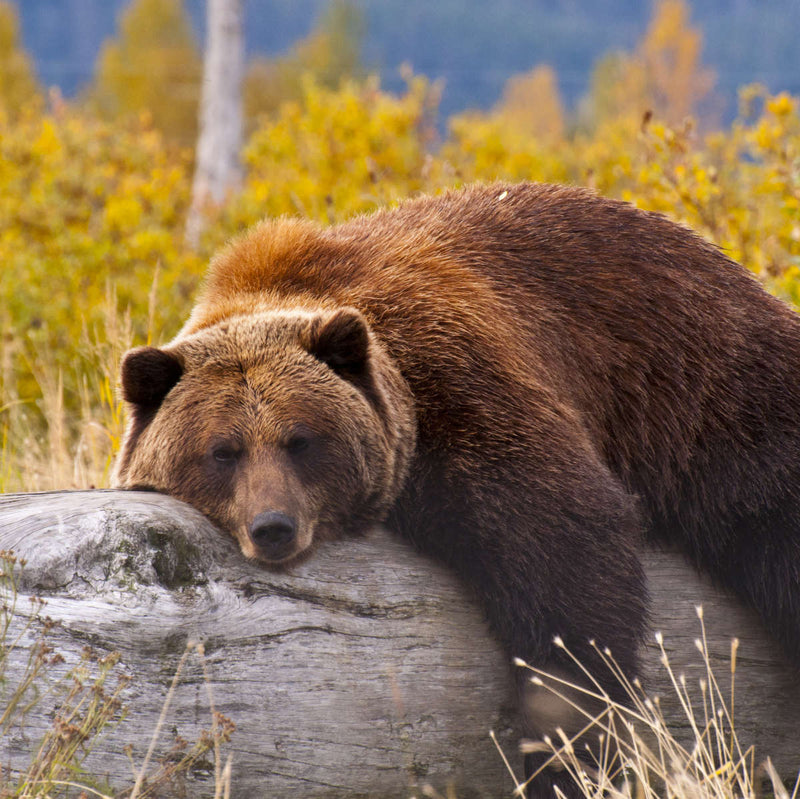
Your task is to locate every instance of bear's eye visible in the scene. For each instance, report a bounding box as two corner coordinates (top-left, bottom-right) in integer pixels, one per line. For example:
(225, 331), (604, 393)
(286, 435), (310, 456)
(212, 446), (239, 465)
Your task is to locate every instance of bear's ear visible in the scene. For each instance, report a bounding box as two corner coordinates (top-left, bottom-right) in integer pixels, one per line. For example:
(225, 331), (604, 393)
(120, 346), (183, 409)
(308, 309), (370, 379)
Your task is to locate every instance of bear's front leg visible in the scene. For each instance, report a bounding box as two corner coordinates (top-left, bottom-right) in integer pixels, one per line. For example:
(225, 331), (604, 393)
(390, 429), (647, 799)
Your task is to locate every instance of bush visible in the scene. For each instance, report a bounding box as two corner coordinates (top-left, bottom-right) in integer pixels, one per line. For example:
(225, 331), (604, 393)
(0, 104), (202, 490)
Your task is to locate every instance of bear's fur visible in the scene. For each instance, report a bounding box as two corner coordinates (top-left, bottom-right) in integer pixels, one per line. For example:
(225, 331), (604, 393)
(114, 182), (800, 794)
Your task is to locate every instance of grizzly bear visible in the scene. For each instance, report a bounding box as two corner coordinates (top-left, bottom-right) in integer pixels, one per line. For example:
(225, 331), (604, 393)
(114, 182), (800, 797)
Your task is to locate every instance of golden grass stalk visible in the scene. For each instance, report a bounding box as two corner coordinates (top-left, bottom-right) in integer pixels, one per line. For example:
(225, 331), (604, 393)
(502, 609), (798, 799)
(0, 285), (136, 494)
(0, 553), (234, 798)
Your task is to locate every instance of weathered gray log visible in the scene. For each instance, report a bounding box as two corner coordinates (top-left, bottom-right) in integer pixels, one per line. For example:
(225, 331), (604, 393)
(0, 490), (798, 798)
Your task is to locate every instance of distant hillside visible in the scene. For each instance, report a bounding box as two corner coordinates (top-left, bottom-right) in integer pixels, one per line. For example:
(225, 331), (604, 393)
(17, 0), (800, 120)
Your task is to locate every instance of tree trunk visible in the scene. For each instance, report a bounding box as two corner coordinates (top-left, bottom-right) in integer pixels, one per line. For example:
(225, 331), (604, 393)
(0, 490), (798, 797)
(186, 0), (243, 247)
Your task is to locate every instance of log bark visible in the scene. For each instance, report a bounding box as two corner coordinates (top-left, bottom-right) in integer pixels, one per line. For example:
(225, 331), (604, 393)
(0, 490), (798, 797)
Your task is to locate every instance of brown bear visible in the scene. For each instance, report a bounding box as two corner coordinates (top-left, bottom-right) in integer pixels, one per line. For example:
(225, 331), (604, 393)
(114, 182), (800, 797)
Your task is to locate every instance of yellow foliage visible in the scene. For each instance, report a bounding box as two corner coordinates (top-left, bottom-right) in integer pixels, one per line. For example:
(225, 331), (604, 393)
(0, 1), (41, 117)
(218, 74), (448, 237)
(0, 105), (202, 489)
(1, 68), (799, 491)
(85, 0), (201, 145)
(492, 65), (565, 143)
(582, 0), (715, 129)
(639, 0), (715, 124)
(244, 0), (363, 129)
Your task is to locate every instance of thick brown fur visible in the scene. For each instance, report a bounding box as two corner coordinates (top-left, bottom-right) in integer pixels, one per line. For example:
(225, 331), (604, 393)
(114, 183), (800, 796)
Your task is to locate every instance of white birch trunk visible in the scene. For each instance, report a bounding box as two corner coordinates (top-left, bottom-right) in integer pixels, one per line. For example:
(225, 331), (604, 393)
(186, 0), (244, 247)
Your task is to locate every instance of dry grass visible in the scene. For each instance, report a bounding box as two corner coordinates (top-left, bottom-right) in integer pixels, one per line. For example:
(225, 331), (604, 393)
(0, 288), (135, 495)
(0, 552), (234, 799)
(496, 607), (799, 799)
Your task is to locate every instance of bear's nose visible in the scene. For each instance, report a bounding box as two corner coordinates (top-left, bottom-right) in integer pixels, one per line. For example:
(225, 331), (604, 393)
(249, 511), (297, 555)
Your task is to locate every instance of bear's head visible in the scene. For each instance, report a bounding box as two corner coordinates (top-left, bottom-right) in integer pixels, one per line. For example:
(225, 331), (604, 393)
(113, 307), (417, 565)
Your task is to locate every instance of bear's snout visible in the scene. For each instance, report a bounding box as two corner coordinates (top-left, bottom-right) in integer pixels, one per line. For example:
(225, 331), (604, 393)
(249, 510), (298, 560)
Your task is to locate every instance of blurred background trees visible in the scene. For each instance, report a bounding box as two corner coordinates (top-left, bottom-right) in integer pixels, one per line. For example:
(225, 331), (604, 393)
(0, 1), (41, 116)
(491, 65), (566, 144)
(244, 0), (363, 127)
(580, 0), (716, 129)
(187, 0), (243, 245)
(85, 0), (202, 144)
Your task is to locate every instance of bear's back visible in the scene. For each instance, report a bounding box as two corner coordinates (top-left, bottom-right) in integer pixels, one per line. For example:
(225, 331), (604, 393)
(197, 181), (793, 345)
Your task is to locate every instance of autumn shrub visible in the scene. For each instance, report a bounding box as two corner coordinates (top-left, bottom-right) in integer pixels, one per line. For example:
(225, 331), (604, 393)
(215, 73), (450, 240)
(507, 610), (798, 799)
(0, 102), (203, 490)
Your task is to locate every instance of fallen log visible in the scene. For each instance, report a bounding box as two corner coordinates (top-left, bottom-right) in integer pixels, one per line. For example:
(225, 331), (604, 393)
(0, 490), (798, 797)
